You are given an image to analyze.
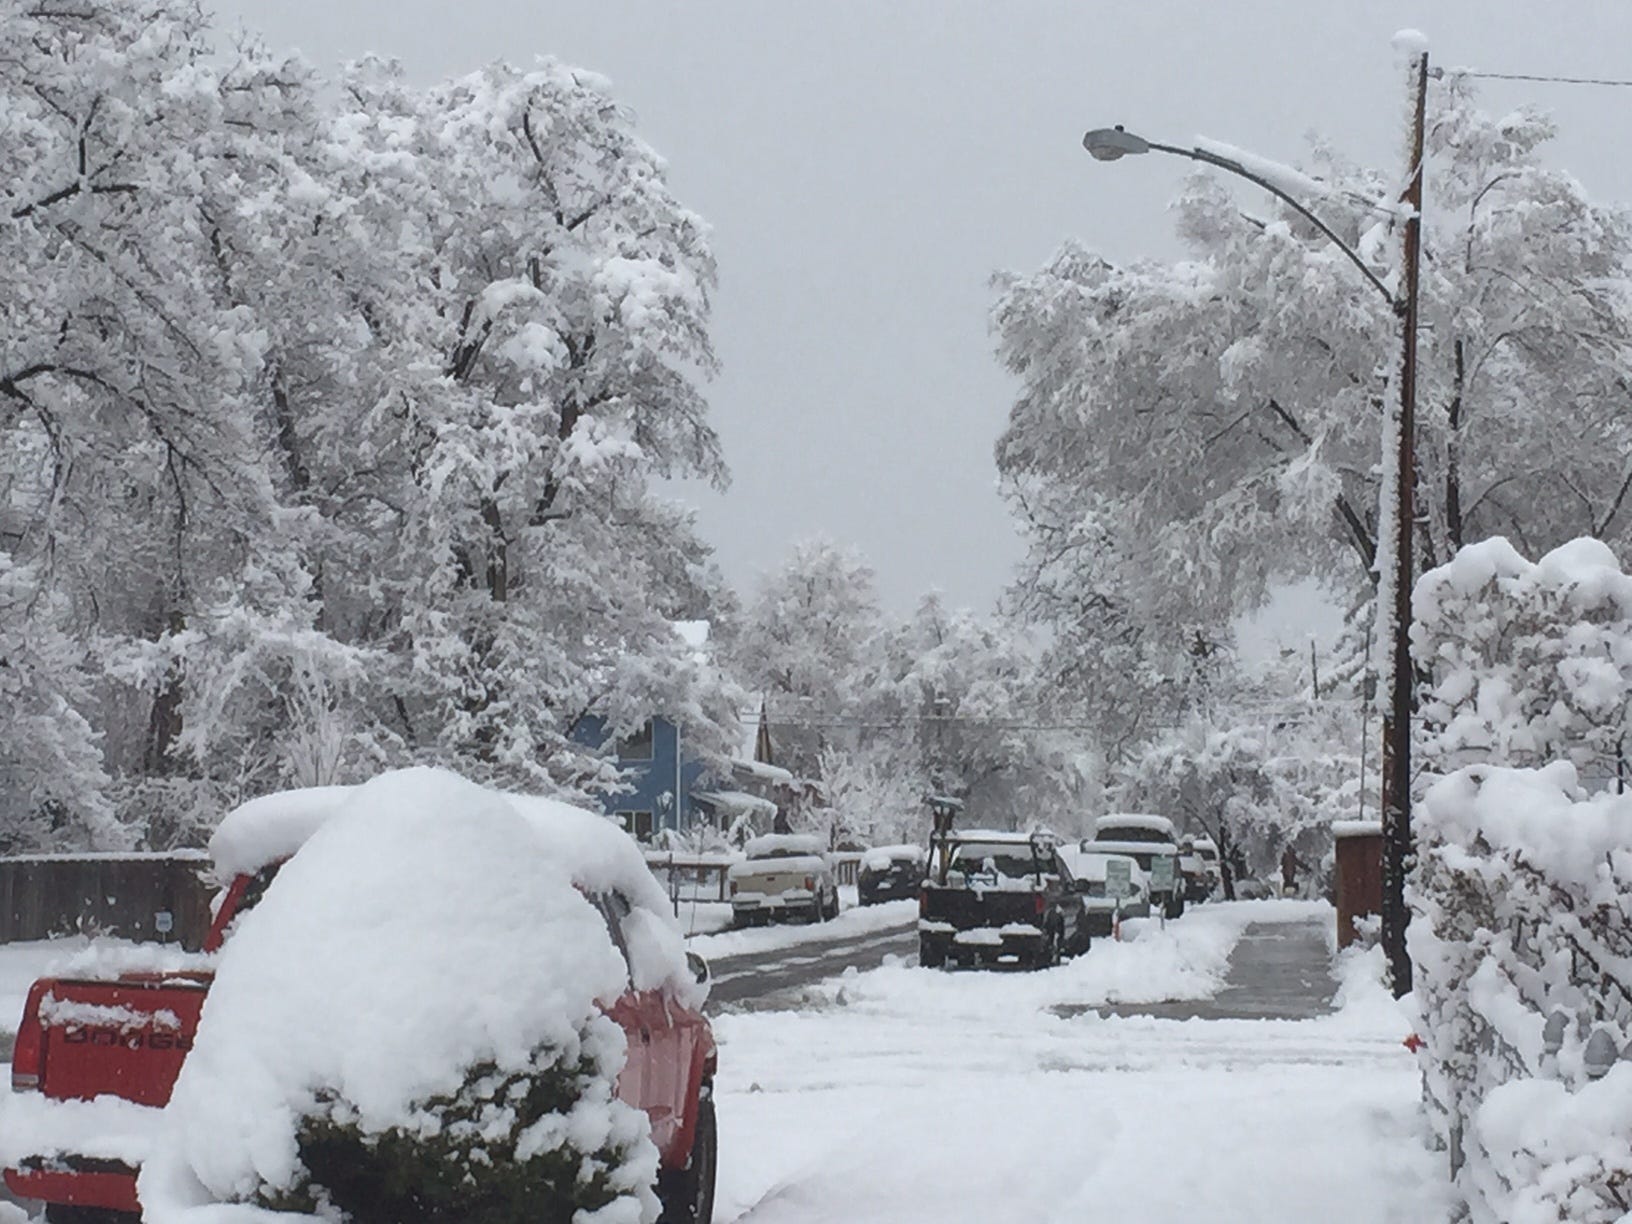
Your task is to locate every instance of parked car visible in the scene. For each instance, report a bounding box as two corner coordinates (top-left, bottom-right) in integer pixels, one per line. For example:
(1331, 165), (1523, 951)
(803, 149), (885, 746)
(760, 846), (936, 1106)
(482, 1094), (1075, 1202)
(918, 830), (1090, 969)
(1084, 813), (1185, 919)
(857, 844), (926, 905)
(1180, 834), (1222, 902)
(5, 773), (719, 1224)
(1056, 845), (1150, 936)
(728, 833), (840, 926)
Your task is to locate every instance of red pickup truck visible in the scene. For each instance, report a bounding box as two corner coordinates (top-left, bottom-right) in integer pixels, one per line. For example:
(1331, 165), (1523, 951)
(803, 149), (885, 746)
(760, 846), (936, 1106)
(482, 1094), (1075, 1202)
(6, 804), (719, 1224)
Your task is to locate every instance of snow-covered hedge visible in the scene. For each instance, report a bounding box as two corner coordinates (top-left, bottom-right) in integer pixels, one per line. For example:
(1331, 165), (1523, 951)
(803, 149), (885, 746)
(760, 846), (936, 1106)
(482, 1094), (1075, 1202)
(1409, 763), (1632, 1223)
(1411, 539), (1632, 1220)
(1413, 537), (1632, 785)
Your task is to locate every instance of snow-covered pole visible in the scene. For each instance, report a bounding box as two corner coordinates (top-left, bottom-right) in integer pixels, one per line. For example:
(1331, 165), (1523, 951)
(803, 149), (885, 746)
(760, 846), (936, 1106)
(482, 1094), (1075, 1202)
(1376, 31), (1429, 999)
(1082, 38), (1429, 995)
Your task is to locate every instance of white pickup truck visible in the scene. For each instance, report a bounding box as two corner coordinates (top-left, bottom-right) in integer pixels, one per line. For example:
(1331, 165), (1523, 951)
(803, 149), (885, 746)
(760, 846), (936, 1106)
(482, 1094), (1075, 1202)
(727, 834), (840, 926)
(1083, 813), (1186, 919)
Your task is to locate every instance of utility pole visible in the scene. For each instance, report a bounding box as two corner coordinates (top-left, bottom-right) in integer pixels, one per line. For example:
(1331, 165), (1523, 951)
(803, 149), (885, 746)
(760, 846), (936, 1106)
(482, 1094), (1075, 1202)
(1381, 44), (1429, 999)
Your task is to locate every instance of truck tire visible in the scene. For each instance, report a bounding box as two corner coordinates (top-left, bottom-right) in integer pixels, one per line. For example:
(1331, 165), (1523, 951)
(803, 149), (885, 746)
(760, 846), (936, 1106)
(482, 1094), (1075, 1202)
(658, 1090), (717, 1224)
(1033, 926), (1060, 970)
(919, 936), (946, 969)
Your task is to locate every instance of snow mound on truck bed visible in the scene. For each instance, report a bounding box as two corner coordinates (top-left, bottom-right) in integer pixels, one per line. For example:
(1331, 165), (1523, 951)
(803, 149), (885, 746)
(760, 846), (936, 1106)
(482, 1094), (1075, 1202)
(139, 767), (682, 1221)
(206, 784), (357, 879)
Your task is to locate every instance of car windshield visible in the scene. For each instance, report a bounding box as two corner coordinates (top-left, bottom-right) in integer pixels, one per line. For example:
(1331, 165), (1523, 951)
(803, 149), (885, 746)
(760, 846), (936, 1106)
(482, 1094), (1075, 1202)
(947, 843), (1036, 881)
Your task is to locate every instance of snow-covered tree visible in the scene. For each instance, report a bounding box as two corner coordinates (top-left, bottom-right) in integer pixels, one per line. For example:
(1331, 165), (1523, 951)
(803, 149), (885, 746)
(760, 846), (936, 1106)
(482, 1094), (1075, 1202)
(877, 594), (1089, 833)
(0, 1), (346, 843)
(728, 539), (888, 781)
(1117, 665), (1369, 897)
(307, 59), (737, 797)
(729, 545), (1091, 842)
(0, 560), (122, 852)
(1, 5), (741, 844)
(993, 76), (1632, 744)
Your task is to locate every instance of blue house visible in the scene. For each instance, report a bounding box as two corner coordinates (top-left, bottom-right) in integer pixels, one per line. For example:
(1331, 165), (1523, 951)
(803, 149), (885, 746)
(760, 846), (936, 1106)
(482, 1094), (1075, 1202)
(573, 713), (784, 843)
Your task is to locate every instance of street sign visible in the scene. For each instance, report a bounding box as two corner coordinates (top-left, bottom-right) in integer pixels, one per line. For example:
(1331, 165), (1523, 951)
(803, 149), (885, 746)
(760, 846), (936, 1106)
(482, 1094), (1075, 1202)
(1149, 855), (1176, 892)
(154, 911), (174, 936)
(1104, 858), (1132, 900)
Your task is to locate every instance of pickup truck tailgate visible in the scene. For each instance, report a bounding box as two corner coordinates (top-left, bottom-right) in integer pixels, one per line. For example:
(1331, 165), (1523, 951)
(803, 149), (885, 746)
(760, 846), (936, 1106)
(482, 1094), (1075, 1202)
(922, 885), (1042, 929)
(35, 976), (209, 1106)
(734, 868), (814, 894)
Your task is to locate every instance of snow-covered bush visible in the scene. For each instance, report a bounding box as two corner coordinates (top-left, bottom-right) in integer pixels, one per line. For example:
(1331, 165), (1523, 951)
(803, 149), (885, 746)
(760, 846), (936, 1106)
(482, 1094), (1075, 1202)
(264, 1037), (646, 1224)
(1412, 539), (1632, 1218)
(1409, 762), (1632, 1223)
(1414, 537), (1632, 786)
(139, 768), (679, 1224)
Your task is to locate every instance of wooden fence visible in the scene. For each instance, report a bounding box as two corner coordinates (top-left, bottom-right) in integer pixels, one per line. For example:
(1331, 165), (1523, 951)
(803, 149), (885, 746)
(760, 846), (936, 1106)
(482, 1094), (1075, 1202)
(0, 853), (216, 950)
(2, 847), (879, 948)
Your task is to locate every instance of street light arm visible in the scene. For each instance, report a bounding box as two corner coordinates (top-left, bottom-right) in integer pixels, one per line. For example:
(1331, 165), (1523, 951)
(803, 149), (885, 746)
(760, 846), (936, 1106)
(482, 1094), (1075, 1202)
(1145, 139), (1398, 310)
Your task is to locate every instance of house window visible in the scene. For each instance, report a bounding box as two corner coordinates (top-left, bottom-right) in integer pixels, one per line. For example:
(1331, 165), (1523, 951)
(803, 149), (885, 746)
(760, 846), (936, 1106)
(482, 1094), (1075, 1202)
(618, 721), (654, 761)
(617, 810), (654, 843)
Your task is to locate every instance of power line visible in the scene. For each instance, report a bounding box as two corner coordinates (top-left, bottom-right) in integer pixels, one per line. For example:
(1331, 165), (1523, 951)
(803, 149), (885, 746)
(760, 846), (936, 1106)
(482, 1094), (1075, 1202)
(1450, 68), (1632, 88)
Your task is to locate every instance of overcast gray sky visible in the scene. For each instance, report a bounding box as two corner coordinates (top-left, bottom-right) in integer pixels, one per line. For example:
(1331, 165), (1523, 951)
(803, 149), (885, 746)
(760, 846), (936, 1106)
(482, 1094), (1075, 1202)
(211, 0), (1632, 615)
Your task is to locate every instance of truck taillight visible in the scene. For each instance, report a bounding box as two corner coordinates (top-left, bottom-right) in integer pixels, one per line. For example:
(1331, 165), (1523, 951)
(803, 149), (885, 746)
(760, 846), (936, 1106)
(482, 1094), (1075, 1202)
(919, 888), (928, 916)
(804, 876), (815, 891)
(1034, 894), (1047, 917)
(11, 981), (48, 1092)
(729, 880), (738, 896)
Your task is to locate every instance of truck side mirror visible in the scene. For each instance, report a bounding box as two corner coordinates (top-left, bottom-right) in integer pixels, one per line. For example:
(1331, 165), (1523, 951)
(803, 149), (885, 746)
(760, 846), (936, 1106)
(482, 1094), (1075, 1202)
(686, 951), (710, 986)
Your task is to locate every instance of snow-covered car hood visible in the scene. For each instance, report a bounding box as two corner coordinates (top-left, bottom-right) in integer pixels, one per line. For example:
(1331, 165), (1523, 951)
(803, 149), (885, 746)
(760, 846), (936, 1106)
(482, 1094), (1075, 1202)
(861, 844), (925, 872)
(729, 854), (829, 880)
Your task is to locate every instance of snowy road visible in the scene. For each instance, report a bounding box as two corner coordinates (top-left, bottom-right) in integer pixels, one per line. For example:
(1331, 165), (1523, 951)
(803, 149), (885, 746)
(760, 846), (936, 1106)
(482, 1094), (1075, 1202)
(0, 906), (1451, 1222)
(707, 906), (1450, 1224)
(706, 924), (918, 1010)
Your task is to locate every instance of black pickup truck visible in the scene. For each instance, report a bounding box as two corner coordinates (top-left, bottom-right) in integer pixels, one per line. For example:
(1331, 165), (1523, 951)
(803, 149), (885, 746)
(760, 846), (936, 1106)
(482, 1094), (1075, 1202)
(917, 830), (1091, 969)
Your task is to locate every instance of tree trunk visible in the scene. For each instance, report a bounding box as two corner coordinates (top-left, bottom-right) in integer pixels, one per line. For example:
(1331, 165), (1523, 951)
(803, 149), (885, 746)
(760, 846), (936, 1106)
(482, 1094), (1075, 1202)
(143, 610), (187, 776)
(1446, 339), (1465, 552)
(1212, 818), (1238, 901)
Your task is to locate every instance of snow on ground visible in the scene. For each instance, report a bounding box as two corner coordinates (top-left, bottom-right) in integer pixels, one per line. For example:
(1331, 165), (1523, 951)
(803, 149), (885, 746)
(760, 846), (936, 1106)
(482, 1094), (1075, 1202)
(687, 899), (915, 960)
(828, 900), (1329, 1017)
(710, 903), (1448, 1224)
(0, 937), (91, 1041)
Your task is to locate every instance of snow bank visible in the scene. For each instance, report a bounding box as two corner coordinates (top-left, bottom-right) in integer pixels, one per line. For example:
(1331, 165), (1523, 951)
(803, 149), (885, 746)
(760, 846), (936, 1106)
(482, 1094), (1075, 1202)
(818, 902), (1304, 1020)
(689, 899), (914, 960)
(0, 937), (91, 1036)
(0, 1092), (161, 1168)
(1411, 760), (1632, 1222)
(138, 767), (676, 1221)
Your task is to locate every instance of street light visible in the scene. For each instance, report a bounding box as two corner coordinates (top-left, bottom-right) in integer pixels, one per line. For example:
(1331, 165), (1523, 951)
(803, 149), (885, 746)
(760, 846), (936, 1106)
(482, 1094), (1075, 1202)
(1080, 127), (1394, 306)
(1082, 76), (1427, 999)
